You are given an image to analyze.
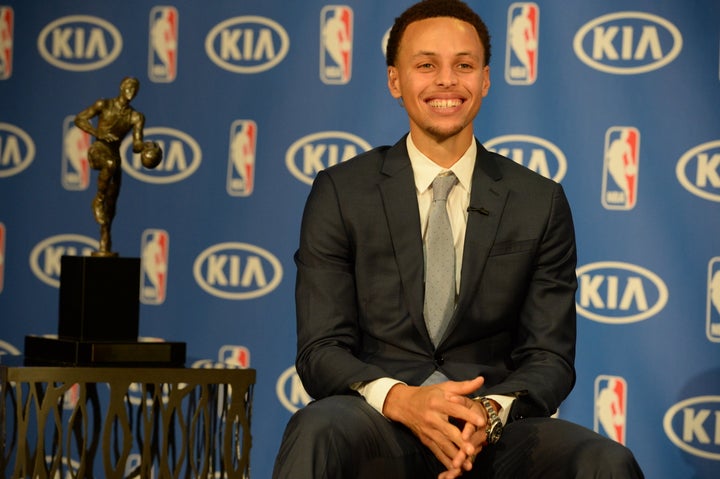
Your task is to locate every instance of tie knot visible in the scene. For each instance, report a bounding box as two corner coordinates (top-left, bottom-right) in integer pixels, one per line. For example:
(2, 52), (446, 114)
(431, 172), (457, 202)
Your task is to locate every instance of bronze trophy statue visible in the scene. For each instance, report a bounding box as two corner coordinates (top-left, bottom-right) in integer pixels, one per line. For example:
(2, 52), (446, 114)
(23, 77), (185, 367)
(74, 77), (162, 257)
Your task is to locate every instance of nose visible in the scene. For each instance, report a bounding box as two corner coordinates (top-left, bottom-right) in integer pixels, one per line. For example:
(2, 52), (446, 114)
(435, 65), (458, 87)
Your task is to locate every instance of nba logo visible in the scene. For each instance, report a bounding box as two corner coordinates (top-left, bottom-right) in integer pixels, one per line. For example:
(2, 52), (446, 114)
(320, 5), (353, 84)
(61, 116), (91, 191)
(707, 257), (720, 342)
(62, 383), (81, 410)
(0, 6), (12, 80)
(505, 2), (539, 85)
(602, 126), (640, 210)
(148, 6), (178, 82)
(219, 345), (251, 368)
(140, 229), (169, 305)
(0, 222), (5, 294)
(594, 375), (627, 445)
(227, 120), (257, 197)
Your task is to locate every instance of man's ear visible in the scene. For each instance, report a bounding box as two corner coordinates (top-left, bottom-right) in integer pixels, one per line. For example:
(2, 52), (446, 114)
(387, 66), (401, 99)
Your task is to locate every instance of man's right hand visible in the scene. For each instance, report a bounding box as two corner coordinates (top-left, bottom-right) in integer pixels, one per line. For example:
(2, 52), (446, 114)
(382, 376), (487, 472)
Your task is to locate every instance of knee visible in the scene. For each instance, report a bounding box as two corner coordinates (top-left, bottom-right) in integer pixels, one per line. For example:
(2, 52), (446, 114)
(286, 401), (343, 441)
(274, 397), (367, 478)
(574, 440), (643, 477)
(285, 396), (367, 447)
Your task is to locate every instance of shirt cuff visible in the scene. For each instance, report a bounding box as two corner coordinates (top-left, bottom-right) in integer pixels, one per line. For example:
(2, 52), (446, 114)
(351, 377), (405, 416)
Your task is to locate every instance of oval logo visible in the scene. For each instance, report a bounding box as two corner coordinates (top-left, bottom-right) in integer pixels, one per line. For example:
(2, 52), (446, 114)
(676, 140), (720, 202)
(663, 396), (720, 460)
(286, 131), (372, 185)
(29, 234), (98, 287)
(0, 339), (21, 356)
(0, 122), (36, 178)
(573, 12), (682, 74)
(576, 261), (668, 324)
(484, 134), (567, 182)
(121, 127), (202, 184)
(193, 242), (283, 300)
(37, 15), (122, 71)
(205, 16), (289, 73)
(276, 365), (312, 413)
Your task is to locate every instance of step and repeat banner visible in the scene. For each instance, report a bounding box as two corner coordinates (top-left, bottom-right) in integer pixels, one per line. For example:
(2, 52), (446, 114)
(1, 0), (719, 477)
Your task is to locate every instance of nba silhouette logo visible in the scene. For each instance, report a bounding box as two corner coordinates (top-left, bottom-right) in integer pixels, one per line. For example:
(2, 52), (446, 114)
(707, 257), (720, 342)
(320, 5), (353, 84)
(62, 383), (81, 410)
(602, 126), (640, 210)
(148, 6), (178, 82)
(594, 375), (627, 445)
(219, 345), (251, 368)
(61, 116), (91, 191)
(505, 2), (539, 85)
(140, 229), (169, 305)
(0, 6), (12, 80)
(0, 222), (5, 294)
(227, 120), (257, 197)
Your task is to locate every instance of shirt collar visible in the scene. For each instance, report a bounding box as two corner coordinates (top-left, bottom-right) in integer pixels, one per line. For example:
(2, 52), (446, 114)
(406, 133), (476, 195)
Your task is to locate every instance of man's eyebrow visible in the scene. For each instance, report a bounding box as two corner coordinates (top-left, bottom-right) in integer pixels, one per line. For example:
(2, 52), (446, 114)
(412, 51), (479, 58)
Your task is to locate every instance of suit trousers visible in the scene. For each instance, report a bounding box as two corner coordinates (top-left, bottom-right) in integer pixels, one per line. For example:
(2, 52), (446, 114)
(272, 395), (644, 479)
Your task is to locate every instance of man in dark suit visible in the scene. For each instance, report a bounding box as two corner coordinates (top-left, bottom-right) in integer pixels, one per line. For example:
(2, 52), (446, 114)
(274, 1), (644, 477)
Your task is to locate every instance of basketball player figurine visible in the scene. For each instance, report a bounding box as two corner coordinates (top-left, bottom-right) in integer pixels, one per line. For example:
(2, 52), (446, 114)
(74, 77), (162, 257)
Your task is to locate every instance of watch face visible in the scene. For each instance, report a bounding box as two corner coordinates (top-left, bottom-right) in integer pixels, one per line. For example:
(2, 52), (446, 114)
(489, 424), (502, 443)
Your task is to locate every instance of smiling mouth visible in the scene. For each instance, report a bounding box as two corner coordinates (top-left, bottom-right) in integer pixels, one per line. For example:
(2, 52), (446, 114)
(427, 99), (463, 108)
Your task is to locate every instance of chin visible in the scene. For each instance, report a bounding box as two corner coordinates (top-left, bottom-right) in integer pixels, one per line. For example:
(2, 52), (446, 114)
(426, 124), (466, 141)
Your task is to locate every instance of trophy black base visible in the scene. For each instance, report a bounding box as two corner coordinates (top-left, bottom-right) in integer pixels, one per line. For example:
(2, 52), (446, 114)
(58, 255), (140, 342)
(24, 335), (186, 367)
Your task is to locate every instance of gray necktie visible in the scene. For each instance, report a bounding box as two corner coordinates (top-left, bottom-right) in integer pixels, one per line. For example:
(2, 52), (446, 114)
(424, 172), (457, 346)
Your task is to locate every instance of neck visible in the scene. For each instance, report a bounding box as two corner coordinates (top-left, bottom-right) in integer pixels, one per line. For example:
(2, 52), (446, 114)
(409, 128), (474, 169)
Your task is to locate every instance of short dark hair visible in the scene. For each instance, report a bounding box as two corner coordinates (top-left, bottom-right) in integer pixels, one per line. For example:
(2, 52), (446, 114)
(386, 0), (492, 67)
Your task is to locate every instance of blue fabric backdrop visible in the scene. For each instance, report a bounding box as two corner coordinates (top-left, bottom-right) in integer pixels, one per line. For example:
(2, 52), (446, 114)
(1, 1), (719, 477)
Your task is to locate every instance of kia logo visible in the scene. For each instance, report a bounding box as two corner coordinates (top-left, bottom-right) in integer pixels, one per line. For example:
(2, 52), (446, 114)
(576, 261), (668, 323)
(121, 127), (202, 184)
(205, 16), (289, 73)
(286, 131), (371, 185)
(37, 15), (122, 71)
(193, 242), (283, 300)
(573, 12), (682, 74)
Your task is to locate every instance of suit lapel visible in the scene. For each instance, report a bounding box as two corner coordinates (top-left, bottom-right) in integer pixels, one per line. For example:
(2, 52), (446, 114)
(379, 138), (510, 347)
(378, 138), (429, 342)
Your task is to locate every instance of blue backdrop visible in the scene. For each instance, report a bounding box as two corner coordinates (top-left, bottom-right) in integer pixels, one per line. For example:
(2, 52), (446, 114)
(1, 1), (719, 477)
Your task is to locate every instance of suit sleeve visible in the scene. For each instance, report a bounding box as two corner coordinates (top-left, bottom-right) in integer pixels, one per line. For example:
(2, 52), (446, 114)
(485, 183), (578, 419)
(294, 170), (388, 399)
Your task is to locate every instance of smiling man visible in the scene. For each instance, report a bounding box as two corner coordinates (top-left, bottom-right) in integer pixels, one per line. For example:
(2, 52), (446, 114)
(273, 1), (645, 478)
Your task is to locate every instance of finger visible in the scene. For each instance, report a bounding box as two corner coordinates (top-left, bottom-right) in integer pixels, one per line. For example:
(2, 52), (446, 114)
(438, 424), (475, 470)
(440, 376), (485, 396)
(461, 418), (476, 441)
(434, 430), (467, 466)
(450, 424), (477, 470)
(438, 469), (462, 479)
(456, 424), (488, 470)
(444, 399), (486, 429)
(425, 436), (458, 472)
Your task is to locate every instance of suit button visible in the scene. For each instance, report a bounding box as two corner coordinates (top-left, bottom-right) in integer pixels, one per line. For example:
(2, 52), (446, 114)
(434, 354), (444, 366)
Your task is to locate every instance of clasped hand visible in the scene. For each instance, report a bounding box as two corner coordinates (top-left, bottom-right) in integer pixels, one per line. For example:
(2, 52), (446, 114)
(383, 376), (489, 478)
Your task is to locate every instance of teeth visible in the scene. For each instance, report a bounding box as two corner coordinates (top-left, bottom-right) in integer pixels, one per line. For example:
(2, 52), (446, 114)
(428, 99), (462, 108)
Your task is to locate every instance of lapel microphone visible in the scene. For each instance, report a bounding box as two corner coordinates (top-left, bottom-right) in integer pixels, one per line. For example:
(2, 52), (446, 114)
(467, 206), (490, 215)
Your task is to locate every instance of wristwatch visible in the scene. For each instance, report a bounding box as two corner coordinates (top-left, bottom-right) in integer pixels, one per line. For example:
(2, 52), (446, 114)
(478, 397), (503, 444)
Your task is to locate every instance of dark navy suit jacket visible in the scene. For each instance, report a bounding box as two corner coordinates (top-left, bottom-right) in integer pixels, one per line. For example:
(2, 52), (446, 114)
(294, 136), (578, 420)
